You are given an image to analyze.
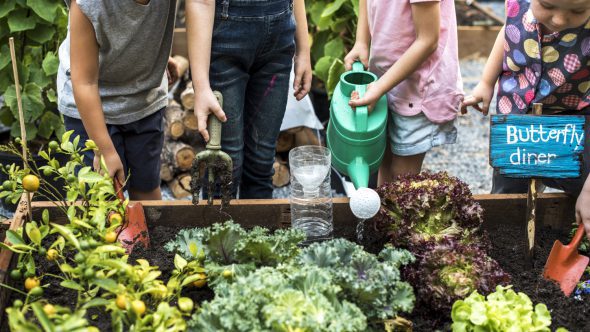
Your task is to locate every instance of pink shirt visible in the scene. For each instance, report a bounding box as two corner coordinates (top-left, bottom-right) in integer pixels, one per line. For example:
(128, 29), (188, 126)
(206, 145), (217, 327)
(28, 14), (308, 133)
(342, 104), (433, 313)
(368, 0), (463, 123)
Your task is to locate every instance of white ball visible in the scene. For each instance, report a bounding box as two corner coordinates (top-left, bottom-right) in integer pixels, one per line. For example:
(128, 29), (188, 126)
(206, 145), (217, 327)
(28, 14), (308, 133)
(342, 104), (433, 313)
(349, 188), (381, 219)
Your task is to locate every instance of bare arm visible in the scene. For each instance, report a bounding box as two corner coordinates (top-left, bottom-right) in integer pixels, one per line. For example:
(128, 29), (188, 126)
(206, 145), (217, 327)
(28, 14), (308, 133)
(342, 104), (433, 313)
(343, 0), (370, 70)
(460, 25), (505, 115)
(578, 174), (590, 239)
(292, 0), (312, 100)
(349, 1), (441, 109)
(70, 1), (124, 182)
(186, 0), (226, 142)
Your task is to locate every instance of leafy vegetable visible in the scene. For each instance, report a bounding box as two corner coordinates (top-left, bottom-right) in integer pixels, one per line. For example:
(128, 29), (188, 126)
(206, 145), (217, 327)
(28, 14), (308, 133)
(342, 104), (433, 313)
(451, 285), (564, 332)
(405, 237), (510, 312)
(298, 239), (415, 321)
(377, 172), (486, 249)
(190, 266), (367, 332)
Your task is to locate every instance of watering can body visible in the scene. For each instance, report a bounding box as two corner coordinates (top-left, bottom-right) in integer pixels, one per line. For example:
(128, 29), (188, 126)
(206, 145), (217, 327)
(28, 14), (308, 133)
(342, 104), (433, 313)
(326, 62), (388, 189)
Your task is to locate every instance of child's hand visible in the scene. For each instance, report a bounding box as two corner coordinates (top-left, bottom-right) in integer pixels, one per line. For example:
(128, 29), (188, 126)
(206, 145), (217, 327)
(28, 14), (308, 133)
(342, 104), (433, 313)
(348, 82), (383, 112)
(460, 82), (495, 115)
(577, 182), (590, 241)
(293, 52), (312, 101)
(194, 87), (227, 142)
(93, 151), (125, 185)
(344, 43), (369, 71)
(167, 57), (180, 87)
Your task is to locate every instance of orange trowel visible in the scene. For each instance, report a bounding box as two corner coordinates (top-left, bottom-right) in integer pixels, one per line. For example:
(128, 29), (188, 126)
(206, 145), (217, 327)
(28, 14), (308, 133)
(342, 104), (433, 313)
(114, 180), (150, 253)
(543, 223), (589, 296)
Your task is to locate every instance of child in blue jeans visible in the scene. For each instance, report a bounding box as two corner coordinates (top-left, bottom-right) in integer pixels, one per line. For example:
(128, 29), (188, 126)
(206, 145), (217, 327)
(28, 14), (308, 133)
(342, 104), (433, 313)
(185, 0), (312, 199)
(462, 0), (590, 238)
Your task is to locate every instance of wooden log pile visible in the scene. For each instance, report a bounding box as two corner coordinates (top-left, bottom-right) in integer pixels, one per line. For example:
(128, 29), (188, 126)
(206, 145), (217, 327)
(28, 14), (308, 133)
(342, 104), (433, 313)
(162, 56), (323, 196)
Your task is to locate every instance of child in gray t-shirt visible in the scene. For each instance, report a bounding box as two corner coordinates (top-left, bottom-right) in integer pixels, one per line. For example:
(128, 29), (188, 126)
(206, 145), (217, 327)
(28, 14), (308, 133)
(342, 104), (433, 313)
(57, 0), (178, 199)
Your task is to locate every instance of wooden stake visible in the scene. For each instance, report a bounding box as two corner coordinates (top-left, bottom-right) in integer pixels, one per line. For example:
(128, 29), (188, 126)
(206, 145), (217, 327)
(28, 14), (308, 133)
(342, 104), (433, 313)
(9, 37), (31, 222)
(525, 103), (543, 267)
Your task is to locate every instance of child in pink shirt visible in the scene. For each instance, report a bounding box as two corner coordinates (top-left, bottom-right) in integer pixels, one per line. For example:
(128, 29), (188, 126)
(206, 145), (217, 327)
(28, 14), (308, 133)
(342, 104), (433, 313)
(344, 0), (463, 185)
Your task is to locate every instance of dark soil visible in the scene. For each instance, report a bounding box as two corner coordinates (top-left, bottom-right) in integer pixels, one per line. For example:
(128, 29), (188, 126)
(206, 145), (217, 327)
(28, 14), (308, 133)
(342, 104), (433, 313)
(404, 224), (590, 332)
(455, 2), (500, 26)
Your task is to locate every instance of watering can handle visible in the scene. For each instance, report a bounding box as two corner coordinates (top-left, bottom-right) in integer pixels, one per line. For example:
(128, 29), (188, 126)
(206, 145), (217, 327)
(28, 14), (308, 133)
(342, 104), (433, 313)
(352, 61), (365, 72)
(207, 91), (223, 150)
(354, 85), (368, 132)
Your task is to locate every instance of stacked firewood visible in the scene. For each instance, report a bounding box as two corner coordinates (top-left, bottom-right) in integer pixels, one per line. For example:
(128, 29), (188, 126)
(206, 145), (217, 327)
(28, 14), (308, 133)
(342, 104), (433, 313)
(161, 55), (323, 196)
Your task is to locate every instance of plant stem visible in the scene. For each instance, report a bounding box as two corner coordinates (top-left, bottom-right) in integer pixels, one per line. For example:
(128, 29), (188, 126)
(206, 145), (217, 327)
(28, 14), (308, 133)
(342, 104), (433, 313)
(0, 283), (28, 296)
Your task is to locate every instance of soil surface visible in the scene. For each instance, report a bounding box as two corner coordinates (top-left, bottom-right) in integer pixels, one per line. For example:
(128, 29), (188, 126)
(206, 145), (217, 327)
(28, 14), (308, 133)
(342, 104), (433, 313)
(405, 224), (590, 331)
(455, 2), (501, 26)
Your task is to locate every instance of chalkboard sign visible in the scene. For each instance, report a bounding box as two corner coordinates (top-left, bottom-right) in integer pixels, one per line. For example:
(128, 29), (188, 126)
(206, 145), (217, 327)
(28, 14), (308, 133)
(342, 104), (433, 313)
(490, 115), (585, 178)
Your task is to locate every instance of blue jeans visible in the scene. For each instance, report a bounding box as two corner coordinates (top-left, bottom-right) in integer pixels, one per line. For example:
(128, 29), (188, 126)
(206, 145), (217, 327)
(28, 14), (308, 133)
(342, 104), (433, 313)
(209, 0), (296, 199)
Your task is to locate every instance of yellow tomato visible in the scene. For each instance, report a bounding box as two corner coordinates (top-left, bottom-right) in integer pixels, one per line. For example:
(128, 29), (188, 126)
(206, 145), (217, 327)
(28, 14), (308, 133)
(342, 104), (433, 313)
(43, 304), (56, 316)
(46, 249), (59, 261)
(24, 277), (40, 291)
(105, 231), (118, 244)
(131, 300), (146, 316)
(115, 294), (128, 310)
(109, 213), (123, 225)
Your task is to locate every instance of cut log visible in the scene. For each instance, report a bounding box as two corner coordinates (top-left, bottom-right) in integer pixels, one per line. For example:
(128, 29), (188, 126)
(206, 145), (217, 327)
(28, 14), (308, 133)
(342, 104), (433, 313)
(272, 157), (290, 188)
(180, 81), (195, 110)
(294, 127), (320, 147)
(276, 131), (295, 153)
(172, 55), (190, 77)
(163, 139), (195, 171)
(168, 173), (192, 198)
(160, 162), (174, 182)
(165, 101), (185, 140)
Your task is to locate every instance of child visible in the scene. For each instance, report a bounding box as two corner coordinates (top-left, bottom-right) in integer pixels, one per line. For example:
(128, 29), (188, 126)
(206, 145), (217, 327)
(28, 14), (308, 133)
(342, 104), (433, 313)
(461, 0), (590, 236)
(185, 0), (312, 199)
(57, 0), (179, 200)
(344, 0), (463, 185)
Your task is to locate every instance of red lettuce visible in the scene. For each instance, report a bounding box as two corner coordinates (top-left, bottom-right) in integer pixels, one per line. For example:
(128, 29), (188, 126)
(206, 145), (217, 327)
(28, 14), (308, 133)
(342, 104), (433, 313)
(376, 172), (487, 250)
(404, 237), (510, 312)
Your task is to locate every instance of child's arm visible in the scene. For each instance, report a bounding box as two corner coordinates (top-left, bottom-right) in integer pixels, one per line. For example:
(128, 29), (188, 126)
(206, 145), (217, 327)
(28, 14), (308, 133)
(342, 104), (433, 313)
(186, 0), (227, 142)
(348, 1), (440, 110)
(344, 0), (370, 70)
(578, 175), (590, 240)
(460, 25), (505, 115)
(69, 1), (124, 183)
(293, 0), (312, 101)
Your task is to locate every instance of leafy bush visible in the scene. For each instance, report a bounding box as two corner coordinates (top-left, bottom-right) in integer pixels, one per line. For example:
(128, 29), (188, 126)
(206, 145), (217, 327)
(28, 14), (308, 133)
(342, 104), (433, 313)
(298, 238), (415, 321)
(377, 171), (486, 250)
(0, 0), (67, 141)
(451, 286), (567, 332)
(306, 0), (358, 96)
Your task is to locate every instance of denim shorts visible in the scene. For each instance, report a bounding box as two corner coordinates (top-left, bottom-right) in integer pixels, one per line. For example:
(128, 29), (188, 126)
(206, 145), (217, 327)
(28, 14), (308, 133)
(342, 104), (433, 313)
(388, 110), (457, 156)
(63, 108), (165, 192)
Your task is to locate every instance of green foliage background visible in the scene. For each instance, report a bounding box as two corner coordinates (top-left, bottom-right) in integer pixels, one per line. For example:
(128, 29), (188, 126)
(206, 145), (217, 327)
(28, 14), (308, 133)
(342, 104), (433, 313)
(306, 0), (359, 97)
(0, 0), (67, 141)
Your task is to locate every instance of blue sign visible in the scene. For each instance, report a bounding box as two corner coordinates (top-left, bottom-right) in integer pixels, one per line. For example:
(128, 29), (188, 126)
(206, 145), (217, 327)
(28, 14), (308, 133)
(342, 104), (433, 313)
(490, 115), (585, 178)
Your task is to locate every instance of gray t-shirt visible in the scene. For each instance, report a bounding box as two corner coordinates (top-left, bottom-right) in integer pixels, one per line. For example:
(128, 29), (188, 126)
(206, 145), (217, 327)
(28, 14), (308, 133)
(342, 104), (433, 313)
(57, 0), (177, 124)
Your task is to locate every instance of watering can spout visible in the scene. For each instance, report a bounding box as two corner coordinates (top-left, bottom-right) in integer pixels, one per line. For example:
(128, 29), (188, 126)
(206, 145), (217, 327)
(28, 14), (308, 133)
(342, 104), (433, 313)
(347, 157), (369, 189)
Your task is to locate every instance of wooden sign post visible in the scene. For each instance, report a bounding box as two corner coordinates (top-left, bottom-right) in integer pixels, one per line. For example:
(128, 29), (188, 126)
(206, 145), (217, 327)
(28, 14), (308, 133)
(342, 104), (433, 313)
(490, 103), (585, 267)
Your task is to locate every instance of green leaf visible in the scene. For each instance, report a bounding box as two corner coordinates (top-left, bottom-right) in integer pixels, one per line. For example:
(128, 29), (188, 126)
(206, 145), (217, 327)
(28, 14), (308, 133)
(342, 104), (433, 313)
(29, 65), (52, 89)
(46, 88), (57, 103)
(0, 45), (10, 72)
(7, 8), (37, 32)
(91, 278), (118, 293)
(324, 38), (344, 59)
(10, 121), (38, 140)
(38, 111), (65, 140)
(6, 230), (25, 245)
(180, 273), (206, 287)
(27, 0), (59, 23)
(60, 279), (85, 291)
(31, 302), (55, 332)
(313, 56), (334, 84)
(25, 223), (42, 245)
(82, 298), (110, 309)
(50, 223), (80, 250)
(321, 0), (347, 18)
(27, 24), (56, 44)
(4, 83), (45, 123)
(0, 0), (16, 17)
(78, 171), (104, 183)
(174, 254), (187, 271)
(326, 59), (345, 97)
(93, 245), (126, 255)
(42, 52), (59, 75)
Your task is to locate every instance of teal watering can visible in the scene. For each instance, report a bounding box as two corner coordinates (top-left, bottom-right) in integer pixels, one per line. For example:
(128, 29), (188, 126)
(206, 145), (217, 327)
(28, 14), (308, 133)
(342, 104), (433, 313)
(326, 61), (388, 189)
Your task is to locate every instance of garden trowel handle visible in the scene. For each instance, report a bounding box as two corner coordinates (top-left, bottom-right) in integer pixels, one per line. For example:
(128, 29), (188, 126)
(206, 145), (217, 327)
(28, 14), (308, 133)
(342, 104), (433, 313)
(354, 84), (368, 132)
(570, 223), (586, 248)
(207, 91), (223, 150)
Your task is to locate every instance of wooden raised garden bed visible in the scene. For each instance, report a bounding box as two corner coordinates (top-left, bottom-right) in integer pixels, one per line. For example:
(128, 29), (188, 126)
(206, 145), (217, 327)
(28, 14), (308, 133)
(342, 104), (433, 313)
(1, 193), (588, 330)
